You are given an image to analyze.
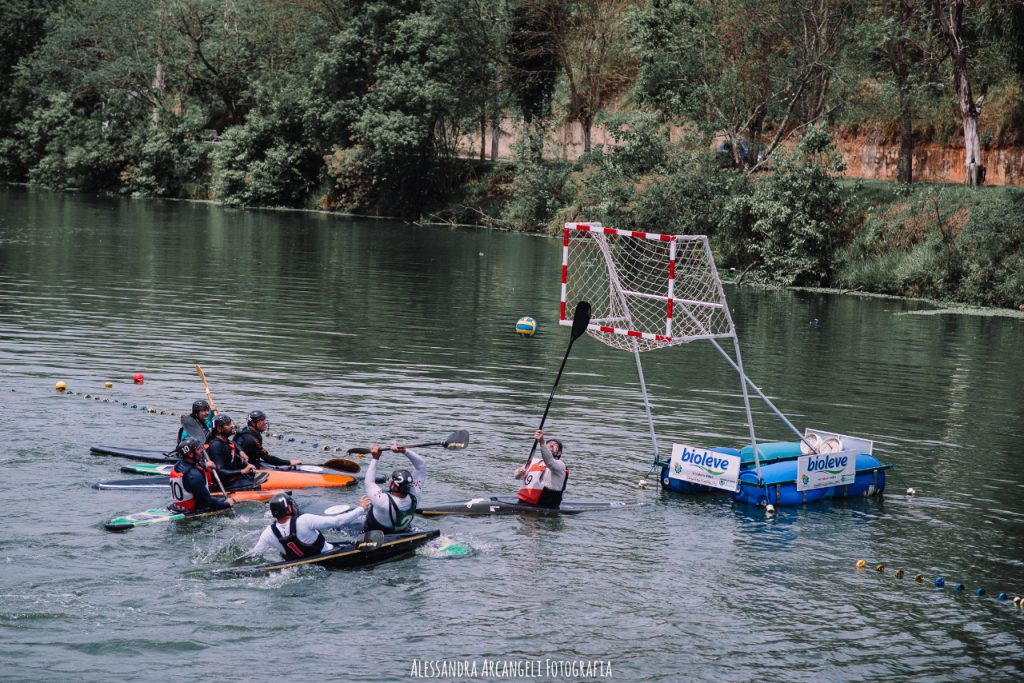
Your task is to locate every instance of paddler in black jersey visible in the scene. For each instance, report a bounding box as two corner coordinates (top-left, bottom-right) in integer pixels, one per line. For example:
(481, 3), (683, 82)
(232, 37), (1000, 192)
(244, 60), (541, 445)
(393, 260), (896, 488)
(514, 429), (568, 508)
(176, 399), (213, 443)
(232, 410), (301, 469)
(363, 441), (425, 533)
(169, 437), (233, 513)
(205, 414), (256, 489)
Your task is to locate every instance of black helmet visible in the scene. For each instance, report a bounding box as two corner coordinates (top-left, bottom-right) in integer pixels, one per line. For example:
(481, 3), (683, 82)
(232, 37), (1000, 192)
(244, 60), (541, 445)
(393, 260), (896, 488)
(247, 410), (267, 425)
(178, 437), (204, 461)
(192, 399), (211, 415)
(390, 469), (413, 494)
(213, 413), (234, 430)
(269, 493), (295, 518)
(547, 439), (564, 457)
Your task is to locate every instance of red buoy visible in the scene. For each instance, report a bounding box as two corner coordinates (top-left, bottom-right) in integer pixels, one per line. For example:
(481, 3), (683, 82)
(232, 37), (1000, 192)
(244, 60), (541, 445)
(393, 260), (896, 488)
(133, 373), (144, 384)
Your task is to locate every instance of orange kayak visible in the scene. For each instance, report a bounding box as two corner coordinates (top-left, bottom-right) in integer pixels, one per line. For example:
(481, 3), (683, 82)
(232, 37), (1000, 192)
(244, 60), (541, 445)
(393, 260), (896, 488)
(257, 470), (356, 490)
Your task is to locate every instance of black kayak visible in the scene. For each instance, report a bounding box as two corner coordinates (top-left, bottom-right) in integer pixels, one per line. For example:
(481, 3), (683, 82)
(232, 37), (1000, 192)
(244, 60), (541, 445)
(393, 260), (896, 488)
(416, 497), (646, 517)
(91, 445), (175, 463)
(211, 529), (441, 574)
(92, 473), (270, 491)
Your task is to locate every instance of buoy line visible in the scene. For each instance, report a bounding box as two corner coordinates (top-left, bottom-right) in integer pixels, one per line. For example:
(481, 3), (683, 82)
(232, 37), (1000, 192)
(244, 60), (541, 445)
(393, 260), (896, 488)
(855, 559), (1023, 608)
(57, 385), (361, 455)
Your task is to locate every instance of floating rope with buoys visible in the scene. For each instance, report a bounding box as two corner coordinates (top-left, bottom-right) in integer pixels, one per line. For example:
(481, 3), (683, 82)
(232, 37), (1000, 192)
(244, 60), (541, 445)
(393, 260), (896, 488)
(855, 559), (1023, 608)
(57, 384), (362, 456)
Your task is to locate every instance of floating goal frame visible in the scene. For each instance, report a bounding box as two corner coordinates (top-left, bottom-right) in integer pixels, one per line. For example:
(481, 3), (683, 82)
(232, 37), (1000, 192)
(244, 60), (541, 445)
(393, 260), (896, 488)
(560, 222), (810, 478)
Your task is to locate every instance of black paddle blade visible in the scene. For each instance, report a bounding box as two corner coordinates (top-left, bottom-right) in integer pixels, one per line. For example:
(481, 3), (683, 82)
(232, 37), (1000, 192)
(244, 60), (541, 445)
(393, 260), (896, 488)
(441, 430), (470, 449)
(570, 300), (592, 339)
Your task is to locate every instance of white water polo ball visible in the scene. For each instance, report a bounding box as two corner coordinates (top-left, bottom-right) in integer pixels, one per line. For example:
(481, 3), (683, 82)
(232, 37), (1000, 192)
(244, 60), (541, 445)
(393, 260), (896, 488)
(516, 317), (537, 336)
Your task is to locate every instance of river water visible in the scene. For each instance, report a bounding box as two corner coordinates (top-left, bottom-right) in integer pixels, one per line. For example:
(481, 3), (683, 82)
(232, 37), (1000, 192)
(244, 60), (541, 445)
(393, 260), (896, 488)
(1, 185), (1022, 682)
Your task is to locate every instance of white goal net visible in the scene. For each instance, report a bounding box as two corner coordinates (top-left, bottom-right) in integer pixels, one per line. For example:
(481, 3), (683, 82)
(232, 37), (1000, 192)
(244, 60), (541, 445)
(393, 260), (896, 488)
(560, 223), (735, 352)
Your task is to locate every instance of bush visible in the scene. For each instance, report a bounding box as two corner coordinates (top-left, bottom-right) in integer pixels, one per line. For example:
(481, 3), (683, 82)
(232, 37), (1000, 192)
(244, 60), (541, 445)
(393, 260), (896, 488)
(728, 127), (849, 286)
(955, 192), (1024, 306)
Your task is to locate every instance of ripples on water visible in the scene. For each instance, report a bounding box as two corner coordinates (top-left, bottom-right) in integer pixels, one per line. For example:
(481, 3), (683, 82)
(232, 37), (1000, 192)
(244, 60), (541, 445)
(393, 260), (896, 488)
(0, 186), (1022, 681)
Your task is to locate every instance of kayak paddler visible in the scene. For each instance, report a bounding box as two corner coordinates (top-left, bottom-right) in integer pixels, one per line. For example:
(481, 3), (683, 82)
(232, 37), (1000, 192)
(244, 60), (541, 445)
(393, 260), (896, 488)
(233, 410), (301, 469)
(514, 429), (568, 509)
(206, 414), (256, 489)
(246, 493), (371, 560)
(177, 399), (213, 443)
(364, 441), (425, 533)
(169, 437), (233, 513)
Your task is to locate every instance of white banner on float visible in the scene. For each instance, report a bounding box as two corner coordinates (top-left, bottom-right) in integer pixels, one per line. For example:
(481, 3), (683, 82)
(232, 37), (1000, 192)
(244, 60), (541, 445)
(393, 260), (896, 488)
(796, 449), (857, 491)
(802, 428), (873, 456)
(668, 443), (741, 492)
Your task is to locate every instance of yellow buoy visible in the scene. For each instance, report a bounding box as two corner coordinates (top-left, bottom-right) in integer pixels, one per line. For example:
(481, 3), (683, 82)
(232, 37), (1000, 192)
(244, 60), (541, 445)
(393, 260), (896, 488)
(55, 381), (67, 392)
(104, 381), (113, 388)
(855, 560), (866, 568)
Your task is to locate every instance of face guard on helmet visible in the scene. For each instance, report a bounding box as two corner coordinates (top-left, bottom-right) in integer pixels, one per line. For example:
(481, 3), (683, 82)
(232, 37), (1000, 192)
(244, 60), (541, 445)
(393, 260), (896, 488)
(389, 469), (413, 495)
(269, 493), (296, 519)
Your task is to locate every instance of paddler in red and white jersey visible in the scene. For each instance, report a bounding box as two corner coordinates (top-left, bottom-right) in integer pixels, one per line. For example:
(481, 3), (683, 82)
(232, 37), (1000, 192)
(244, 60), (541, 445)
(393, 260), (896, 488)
(168, 437), (233, 513)
(514, 429), (568, 509)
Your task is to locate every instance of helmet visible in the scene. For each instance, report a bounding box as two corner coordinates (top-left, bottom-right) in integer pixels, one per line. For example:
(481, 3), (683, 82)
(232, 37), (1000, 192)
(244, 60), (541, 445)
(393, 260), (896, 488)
(390, 469), (413, 495)
(547, 439), (564, 457)
(192, 399), (211, 415)
(247, 410), (267, 425)
(178, 437), (204, 461)
(269, 493), (295, 518)
(213, 413), (234, 430)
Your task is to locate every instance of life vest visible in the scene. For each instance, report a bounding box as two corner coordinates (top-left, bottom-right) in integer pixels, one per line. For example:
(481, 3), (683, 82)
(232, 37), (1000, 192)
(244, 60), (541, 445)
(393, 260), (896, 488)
(365, 492), (418, 533)
(169, 461), (212, 512)
(270, 516), (327, 560)
(517, 458), (569, 508)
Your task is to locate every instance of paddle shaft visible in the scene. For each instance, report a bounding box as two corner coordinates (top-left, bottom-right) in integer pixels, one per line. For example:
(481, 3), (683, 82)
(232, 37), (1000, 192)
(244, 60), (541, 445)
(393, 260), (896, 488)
(523, 341), (575, 467)
(195, 363), (218, 414)
(523, 302), (591, 468)
(347, 429), (469, 455)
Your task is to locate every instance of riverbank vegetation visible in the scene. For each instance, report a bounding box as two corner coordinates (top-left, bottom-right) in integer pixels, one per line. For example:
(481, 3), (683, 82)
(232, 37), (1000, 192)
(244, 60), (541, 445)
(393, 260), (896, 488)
(1, 0), (1022, 308)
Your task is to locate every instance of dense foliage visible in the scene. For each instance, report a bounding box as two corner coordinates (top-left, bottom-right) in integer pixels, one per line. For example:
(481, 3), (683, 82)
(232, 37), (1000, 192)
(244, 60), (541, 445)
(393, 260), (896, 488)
(1, 0), (1022, 307)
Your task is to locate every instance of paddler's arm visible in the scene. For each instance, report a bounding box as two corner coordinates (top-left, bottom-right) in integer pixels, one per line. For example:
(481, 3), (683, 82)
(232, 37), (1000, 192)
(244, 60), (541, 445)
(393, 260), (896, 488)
(537, 438), (566, 478)
(300, 500), (370, 531)
(245, 525), (278, 558)
(186, 467), (232, 510)
(257, 450), (299, 468)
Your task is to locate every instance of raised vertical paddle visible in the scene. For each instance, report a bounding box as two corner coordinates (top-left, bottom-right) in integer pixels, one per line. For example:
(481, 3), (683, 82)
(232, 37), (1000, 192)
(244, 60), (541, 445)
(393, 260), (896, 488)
(523, 301), (592, 467)
(195, 362), (218, 414)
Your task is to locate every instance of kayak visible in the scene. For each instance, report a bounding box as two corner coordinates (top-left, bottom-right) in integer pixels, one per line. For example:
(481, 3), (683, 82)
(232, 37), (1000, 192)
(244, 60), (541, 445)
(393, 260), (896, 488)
(210, 529), (441, 574)
(93, 444), (361, 470)
(92, 445), (174, 463)
(118, 462), (385, 483)
(93, 468), (356, 491)
(104, 490), (279, 532)
(416, 497), (646, 517)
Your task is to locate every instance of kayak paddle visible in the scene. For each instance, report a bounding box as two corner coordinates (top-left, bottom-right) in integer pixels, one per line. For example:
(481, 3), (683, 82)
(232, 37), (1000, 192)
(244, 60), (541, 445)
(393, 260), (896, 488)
(346, 429), (470, 455)
(523, 300), (591, 467)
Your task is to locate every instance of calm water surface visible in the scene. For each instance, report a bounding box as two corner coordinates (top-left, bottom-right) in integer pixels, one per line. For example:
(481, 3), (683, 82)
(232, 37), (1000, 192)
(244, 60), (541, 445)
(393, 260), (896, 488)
(1, 186), (1023, 682)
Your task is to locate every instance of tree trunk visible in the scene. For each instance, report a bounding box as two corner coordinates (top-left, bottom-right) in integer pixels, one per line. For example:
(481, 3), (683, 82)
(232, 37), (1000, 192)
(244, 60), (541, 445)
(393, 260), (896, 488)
(896, 85), (914, 183)
(479, 106), (486, 161)
(490, 113), (500, 161)
(931, 0), (984, 185)
(152, 0), (166, 125)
